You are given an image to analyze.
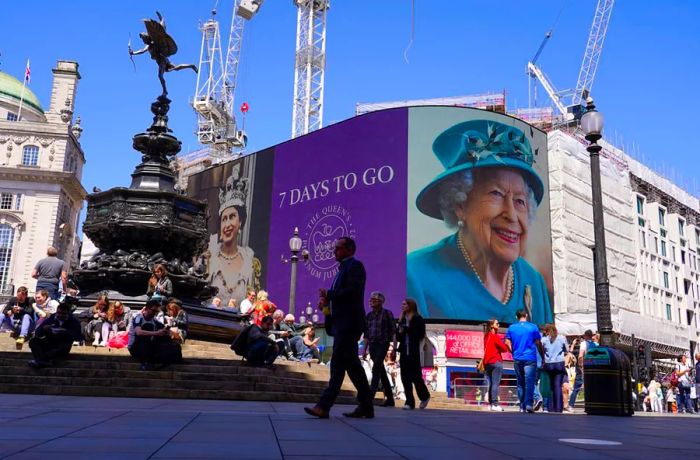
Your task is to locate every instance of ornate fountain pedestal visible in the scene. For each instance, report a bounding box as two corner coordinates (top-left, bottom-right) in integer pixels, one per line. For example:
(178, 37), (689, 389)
(73, 97), (236, 339)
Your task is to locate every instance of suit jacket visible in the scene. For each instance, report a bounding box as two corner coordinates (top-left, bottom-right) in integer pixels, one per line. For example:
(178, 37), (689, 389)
(326, 257), (366, 337)
(397, 314), (426, 359)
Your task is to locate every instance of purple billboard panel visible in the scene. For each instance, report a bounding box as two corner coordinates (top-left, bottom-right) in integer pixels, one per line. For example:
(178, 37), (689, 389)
(266, 109), (408, 317)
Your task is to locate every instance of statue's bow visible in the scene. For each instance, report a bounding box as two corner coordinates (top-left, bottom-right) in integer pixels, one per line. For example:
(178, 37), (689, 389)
(127, 33), (136, 72)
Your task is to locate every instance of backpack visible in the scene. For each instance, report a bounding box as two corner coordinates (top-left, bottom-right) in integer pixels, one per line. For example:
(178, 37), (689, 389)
(230, 324), (253, 356)
(669, 371), (679, 387)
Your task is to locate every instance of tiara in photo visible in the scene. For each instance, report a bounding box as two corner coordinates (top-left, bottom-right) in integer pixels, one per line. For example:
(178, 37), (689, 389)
(218, 163), (248, 214)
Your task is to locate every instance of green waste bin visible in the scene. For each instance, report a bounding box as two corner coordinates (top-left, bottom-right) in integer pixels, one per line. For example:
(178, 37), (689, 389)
(583, 346), (634, 416)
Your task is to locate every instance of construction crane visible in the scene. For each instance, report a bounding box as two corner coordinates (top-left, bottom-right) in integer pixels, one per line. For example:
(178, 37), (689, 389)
(528, 0), (614, 119)
(527, 30), (551, 108)
(291, 0), (330, 139)
(192, 0), (263, 162)
(572, 0), (614, 107)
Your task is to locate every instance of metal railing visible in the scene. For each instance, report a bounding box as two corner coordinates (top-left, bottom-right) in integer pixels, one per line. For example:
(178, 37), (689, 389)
(452, 376), (520, 406)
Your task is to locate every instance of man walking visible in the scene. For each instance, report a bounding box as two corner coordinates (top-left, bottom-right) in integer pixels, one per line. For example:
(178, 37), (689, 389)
(505, 309), (544, 413)
(304, 237), (373, 419)
(362, 291), (396, 407)
(31, 246), (65, 300)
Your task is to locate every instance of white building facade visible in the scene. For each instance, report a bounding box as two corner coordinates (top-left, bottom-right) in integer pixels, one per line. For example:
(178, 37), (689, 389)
(549, 129), (697, 358)
(0, 60), (87, 297)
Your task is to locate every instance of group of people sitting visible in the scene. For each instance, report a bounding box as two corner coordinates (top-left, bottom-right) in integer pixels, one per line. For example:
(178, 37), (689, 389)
(1, 284), (189, 371)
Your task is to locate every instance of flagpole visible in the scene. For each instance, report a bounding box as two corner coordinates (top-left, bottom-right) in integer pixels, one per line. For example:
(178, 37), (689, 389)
(17, 59), (29, 121)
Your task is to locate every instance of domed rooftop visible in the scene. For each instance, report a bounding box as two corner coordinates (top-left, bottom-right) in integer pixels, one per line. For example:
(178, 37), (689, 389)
(0, 71), (43, 113)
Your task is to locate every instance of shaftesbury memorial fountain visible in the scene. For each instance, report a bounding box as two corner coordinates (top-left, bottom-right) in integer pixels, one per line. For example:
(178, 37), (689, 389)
(73, 13), (234, 338)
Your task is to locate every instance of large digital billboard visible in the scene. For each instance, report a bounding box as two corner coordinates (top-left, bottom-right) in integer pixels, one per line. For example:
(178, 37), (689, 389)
(188, 107), (553, 325)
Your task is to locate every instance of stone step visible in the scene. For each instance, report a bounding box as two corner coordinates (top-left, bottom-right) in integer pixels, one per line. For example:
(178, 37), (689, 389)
(0, 383), (354, 404)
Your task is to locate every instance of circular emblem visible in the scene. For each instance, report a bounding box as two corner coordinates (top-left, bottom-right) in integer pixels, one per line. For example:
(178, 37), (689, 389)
(302, 204), (356, 281)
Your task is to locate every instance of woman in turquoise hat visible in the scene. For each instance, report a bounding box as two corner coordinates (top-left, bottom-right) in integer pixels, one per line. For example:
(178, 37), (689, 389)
(407, 119), (552, 325)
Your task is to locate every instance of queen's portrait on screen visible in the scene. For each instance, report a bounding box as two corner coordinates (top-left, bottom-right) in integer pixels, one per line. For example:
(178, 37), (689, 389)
(407, 118), (553, 325)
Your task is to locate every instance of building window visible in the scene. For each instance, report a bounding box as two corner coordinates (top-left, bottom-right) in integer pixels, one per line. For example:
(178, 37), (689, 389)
(0, 224), (14, 293)
(640, 230), (646, 248)
(671, 245), (676, 262)
(638, 217), (645, 227)
(663, 272), (670, 289)
(654, 237), (659, 254)
(696, 229), (700, 246)
(21, 145), (39, 166)
(636, 196), (645, 215)
(682, 250), (686, 264)
(661, 240), (667, 257)
(14, 194), (22, 211)
(6, 112), (18, 121)
(666, 304), (672, 321)
(658, 208), (666, 227)
(660, 228), (667, 238)
(0, 193), (12, 210)
(678, 218), (685, 237)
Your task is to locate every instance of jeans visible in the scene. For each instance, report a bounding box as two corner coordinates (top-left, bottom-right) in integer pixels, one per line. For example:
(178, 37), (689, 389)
(513, 360), (537, 410)
(1, 314), (33, 337)
(485, 361), (503, 405)
(678, 384), (694, 413)
(544, 361), (566, 413)
(247, 339), (280, 365)
(569, 367), (583, 408)
(35, 281), (59, 301)
(534, 368), (542, 402)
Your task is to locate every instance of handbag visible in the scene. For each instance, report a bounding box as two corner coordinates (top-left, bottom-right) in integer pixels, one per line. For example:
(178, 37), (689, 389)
(419, 337), (433, 367)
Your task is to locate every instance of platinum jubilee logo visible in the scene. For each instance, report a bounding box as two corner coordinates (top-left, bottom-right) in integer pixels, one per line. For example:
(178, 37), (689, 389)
(302, 204), (356, 281)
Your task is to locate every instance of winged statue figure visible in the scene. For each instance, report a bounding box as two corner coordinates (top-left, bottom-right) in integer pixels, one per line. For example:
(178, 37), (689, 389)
(129, 11), (198, 96)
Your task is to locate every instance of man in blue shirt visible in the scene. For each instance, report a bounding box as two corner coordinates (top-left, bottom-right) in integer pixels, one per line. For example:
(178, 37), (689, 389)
(505, 309), (544, 413)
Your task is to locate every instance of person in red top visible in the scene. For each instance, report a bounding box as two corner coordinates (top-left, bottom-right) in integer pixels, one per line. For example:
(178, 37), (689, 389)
(482, 318), (509, 411)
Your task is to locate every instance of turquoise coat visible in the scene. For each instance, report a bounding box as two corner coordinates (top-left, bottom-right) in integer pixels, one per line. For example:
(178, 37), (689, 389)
(407, 234), (553, 325)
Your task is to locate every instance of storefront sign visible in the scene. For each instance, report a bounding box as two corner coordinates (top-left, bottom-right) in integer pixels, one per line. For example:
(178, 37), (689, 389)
(445, 330), (512, 361)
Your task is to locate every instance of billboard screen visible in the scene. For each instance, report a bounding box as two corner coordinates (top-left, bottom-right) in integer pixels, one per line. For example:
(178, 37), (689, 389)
(188, 107), (553, 324)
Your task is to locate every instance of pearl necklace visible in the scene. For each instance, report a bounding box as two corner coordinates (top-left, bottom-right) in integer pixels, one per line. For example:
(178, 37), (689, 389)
(219, 249), (241, 261)
(456, 233), (514, 304)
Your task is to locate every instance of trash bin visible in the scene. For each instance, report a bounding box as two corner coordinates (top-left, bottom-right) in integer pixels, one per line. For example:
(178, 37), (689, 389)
(583, 346), (634, 416)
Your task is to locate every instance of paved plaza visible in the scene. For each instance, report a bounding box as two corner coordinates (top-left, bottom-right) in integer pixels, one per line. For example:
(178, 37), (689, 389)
(0, 394), (697, 459)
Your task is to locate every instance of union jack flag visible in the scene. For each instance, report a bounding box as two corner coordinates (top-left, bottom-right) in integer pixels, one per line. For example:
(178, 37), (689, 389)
(24, 60), (30, 84)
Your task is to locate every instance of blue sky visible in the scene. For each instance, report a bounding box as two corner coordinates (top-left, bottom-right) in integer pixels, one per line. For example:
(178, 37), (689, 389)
(1, 0), (699, 194)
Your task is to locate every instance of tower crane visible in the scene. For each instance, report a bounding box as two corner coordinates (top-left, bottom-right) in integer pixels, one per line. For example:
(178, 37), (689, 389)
(192, 0), (263, 162)
(528, 0), (614, 119)
(527, 30), (552, 109)
(291, 0), (330, 139)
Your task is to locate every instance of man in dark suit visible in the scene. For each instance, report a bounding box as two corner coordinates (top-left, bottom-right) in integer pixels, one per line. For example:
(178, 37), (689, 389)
(304, 237), (374, 419)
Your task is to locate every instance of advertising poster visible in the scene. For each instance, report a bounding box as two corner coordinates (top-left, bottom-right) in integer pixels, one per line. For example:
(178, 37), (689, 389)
(188, 106), (553, 325)
(406, 107), (553, 324)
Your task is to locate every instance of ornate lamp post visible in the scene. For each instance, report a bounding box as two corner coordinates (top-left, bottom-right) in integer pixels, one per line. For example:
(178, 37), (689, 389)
(288, 227), (303, 316)
(581, 96), (613, 346)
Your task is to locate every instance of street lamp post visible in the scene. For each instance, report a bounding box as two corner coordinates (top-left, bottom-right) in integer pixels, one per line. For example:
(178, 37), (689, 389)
(288, 227), (303, 317)
(581, 96), (614, 347)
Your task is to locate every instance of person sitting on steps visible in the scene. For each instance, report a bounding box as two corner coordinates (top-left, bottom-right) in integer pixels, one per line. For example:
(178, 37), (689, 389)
(128, 299), (182, 371)
(28, 302), (83, 368)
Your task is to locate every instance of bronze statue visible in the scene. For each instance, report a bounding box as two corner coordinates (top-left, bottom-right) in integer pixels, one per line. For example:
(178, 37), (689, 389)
(129, 11), (197, 96)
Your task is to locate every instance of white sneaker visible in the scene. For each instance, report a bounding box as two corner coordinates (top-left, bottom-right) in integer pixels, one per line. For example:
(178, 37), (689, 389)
(563, 407), (574, 413)
(419, 396), (430, 410)
(402, 405), (414, 410)
(490, 405), (504, 412)
(92, 338), (99, 346)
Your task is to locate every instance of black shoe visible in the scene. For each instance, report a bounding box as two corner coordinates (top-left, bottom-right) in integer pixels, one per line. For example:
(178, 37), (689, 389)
(28, 360), (50, 369)
(378, 399), (395, 407)
(304, 405), (329, 419)
(342, 406), (374, 419)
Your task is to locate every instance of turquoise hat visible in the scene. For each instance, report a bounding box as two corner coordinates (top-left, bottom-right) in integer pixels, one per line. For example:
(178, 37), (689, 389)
(416, 119), (544, 220)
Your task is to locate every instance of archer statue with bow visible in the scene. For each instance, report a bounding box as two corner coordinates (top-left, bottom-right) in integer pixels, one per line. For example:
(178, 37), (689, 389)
(128, 11), (197, 96)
